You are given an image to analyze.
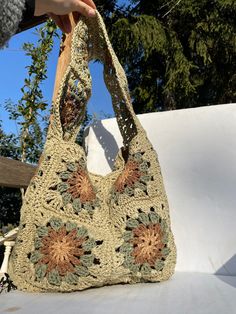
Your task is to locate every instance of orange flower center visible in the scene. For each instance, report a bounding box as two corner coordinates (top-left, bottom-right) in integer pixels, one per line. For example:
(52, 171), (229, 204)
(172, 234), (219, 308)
(39, 228), (85, 275)
(131, 224), (164, 266)
(50, 238), (74, 263)
(115, 159), (141, 192)
(67, 167), (96, 202)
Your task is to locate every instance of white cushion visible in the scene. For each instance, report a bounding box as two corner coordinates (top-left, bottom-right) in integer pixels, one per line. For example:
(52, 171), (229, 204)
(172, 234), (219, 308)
(84, 104), (236, 275)
(1, 273), (236, 314)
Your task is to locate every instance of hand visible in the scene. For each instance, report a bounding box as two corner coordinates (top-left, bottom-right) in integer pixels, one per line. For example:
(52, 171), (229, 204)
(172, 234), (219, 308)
(34, 0), (96, 33)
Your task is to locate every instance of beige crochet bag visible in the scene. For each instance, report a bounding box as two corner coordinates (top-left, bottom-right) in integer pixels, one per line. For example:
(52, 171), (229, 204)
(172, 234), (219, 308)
(8, 11), (176, 292)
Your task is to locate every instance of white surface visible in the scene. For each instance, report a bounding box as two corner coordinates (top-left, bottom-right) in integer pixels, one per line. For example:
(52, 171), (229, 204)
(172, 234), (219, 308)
(1, 104), (235, 313)
(85, 104), (236, 275)
(1, 273), (236, 314)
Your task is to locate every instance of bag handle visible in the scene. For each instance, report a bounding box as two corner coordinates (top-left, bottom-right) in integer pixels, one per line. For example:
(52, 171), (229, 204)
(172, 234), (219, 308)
(50, 11), (144, 147)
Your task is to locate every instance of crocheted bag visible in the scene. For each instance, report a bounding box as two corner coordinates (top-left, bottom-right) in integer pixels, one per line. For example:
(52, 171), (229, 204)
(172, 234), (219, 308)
(8, 11), (176, 292)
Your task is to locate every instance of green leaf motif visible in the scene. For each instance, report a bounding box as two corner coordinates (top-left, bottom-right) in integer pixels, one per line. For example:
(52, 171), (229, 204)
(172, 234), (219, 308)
(82, 238), (96, 251)
(141, 263), (152, 275)
(35, 264), (47, 281)
(59, 171), (71, 180)
(138, 213), (150, 225)
(123, 231), (133, 241)
(48, 270), (62, 286)
(37, 226), (48, 237)
(49, 218), (63, 230)
(66, 162), (77, 172)
(73, 198), (82, 212)
(57, 182), (69, 193)
(77, 226), (88, 238)
(126, 218), (139, 229)
(64, 273), (78, 285)
(80, 254), (94, 267)
(149, 212), (159, 224)
(65, 221), (77, 232)
(30, 251), (42, 263)
(75, 265), (89, 277)
(62, 192), (72, 204)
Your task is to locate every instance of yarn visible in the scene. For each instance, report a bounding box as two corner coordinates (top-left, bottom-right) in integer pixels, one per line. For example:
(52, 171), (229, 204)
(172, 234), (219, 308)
(8, 11), (176, 292)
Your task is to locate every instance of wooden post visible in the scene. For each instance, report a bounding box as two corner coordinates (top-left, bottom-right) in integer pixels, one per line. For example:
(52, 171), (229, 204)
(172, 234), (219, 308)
(52, 14), (77, 103)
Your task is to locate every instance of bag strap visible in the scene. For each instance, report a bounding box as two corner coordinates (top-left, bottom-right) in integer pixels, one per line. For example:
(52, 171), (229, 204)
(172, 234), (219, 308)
(50, 11), (144, 147)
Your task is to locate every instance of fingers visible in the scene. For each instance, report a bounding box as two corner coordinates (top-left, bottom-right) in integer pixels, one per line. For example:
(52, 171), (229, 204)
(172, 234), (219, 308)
(72, 0), (96, 17)
(47, 0), (97, 34)
(35, 0), (97, 17)
(81, 0), (96, 10)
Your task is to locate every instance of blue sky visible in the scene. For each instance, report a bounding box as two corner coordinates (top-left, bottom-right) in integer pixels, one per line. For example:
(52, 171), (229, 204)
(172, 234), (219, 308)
(0, 15), (122, 135)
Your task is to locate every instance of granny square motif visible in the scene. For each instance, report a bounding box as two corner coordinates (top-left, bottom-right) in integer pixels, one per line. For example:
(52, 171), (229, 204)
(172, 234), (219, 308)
(8, 11), (176, 292)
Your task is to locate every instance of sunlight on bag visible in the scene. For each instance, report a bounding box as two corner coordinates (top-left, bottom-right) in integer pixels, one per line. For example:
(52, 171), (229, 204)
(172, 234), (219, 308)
(8, 11), (176, 292)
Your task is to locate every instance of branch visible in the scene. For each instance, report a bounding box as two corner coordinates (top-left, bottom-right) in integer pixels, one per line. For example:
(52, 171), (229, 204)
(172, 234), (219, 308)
(162, 0), (183, 18)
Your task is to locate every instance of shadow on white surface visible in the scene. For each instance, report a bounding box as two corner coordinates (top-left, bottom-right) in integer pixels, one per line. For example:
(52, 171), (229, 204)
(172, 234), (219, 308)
(1, 273), (236, 314)
(87, 119), (119, 169)
(215, 274), (236, 289)
(215, 254), (236, 288)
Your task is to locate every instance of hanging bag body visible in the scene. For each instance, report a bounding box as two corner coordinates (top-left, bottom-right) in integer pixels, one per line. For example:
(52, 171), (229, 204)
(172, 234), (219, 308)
(8, 11), (177, 292)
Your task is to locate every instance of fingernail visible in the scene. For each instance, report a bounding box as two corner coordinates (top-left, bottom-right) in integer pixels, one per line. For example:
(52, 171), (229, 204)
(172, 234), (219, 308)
(88, 9), (96, 17)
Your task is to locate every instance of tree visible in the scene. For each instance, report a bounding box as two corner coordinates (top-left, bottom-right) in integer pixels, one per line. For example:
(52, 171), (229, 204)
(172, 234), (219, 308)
(109, 0), (236, 112)
(0, 120), (22, 233)
(0, 20), (58, 239)
(4, 19), (58, 165)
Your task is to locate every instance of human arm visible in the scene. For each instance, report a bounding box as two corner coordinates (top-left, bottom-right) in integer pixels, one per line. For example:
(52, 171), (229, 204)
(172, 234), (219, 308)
(34, 0), (96, 33)
(0, 0), (96, 48)
(0, 0), (26, 48)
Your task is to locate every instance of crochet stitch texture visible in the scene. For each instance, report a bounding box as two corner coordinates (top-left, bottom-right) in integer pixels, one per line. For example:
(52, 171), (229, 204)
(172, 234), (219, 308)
(8, 11), (177, 292)
(0, 0), (26, 48)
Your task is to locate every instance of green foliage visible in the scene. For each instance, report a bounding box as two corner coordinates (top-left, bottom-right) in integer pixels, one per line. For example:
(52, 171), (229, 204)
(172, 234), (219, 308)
(0, 121), (22, 229)
(0, 186), (21, 229)
(109, 0), (236, 111)
(0, 223), (19, 237)
(111, 15), (167, 60)
(4, 19), (58, 164)
(0, 119), (20, 159)
(0, 21), (58, 243)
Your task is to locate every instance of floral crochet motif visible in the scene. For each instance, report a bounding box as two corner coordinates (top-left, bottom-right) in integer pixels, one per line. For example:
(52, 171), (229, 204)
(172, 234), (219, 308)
(60, 86), (86, 135)
(115, 159), (141, 192)
(131, 224), (165, 266)
(56, 159), (100, 214)
(29, 218), (100, 286)
(118, 209), (170, 275)
(112, 152), (151, 205)
(67, 166), (96, 202)
(60, 88), (79, 132)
